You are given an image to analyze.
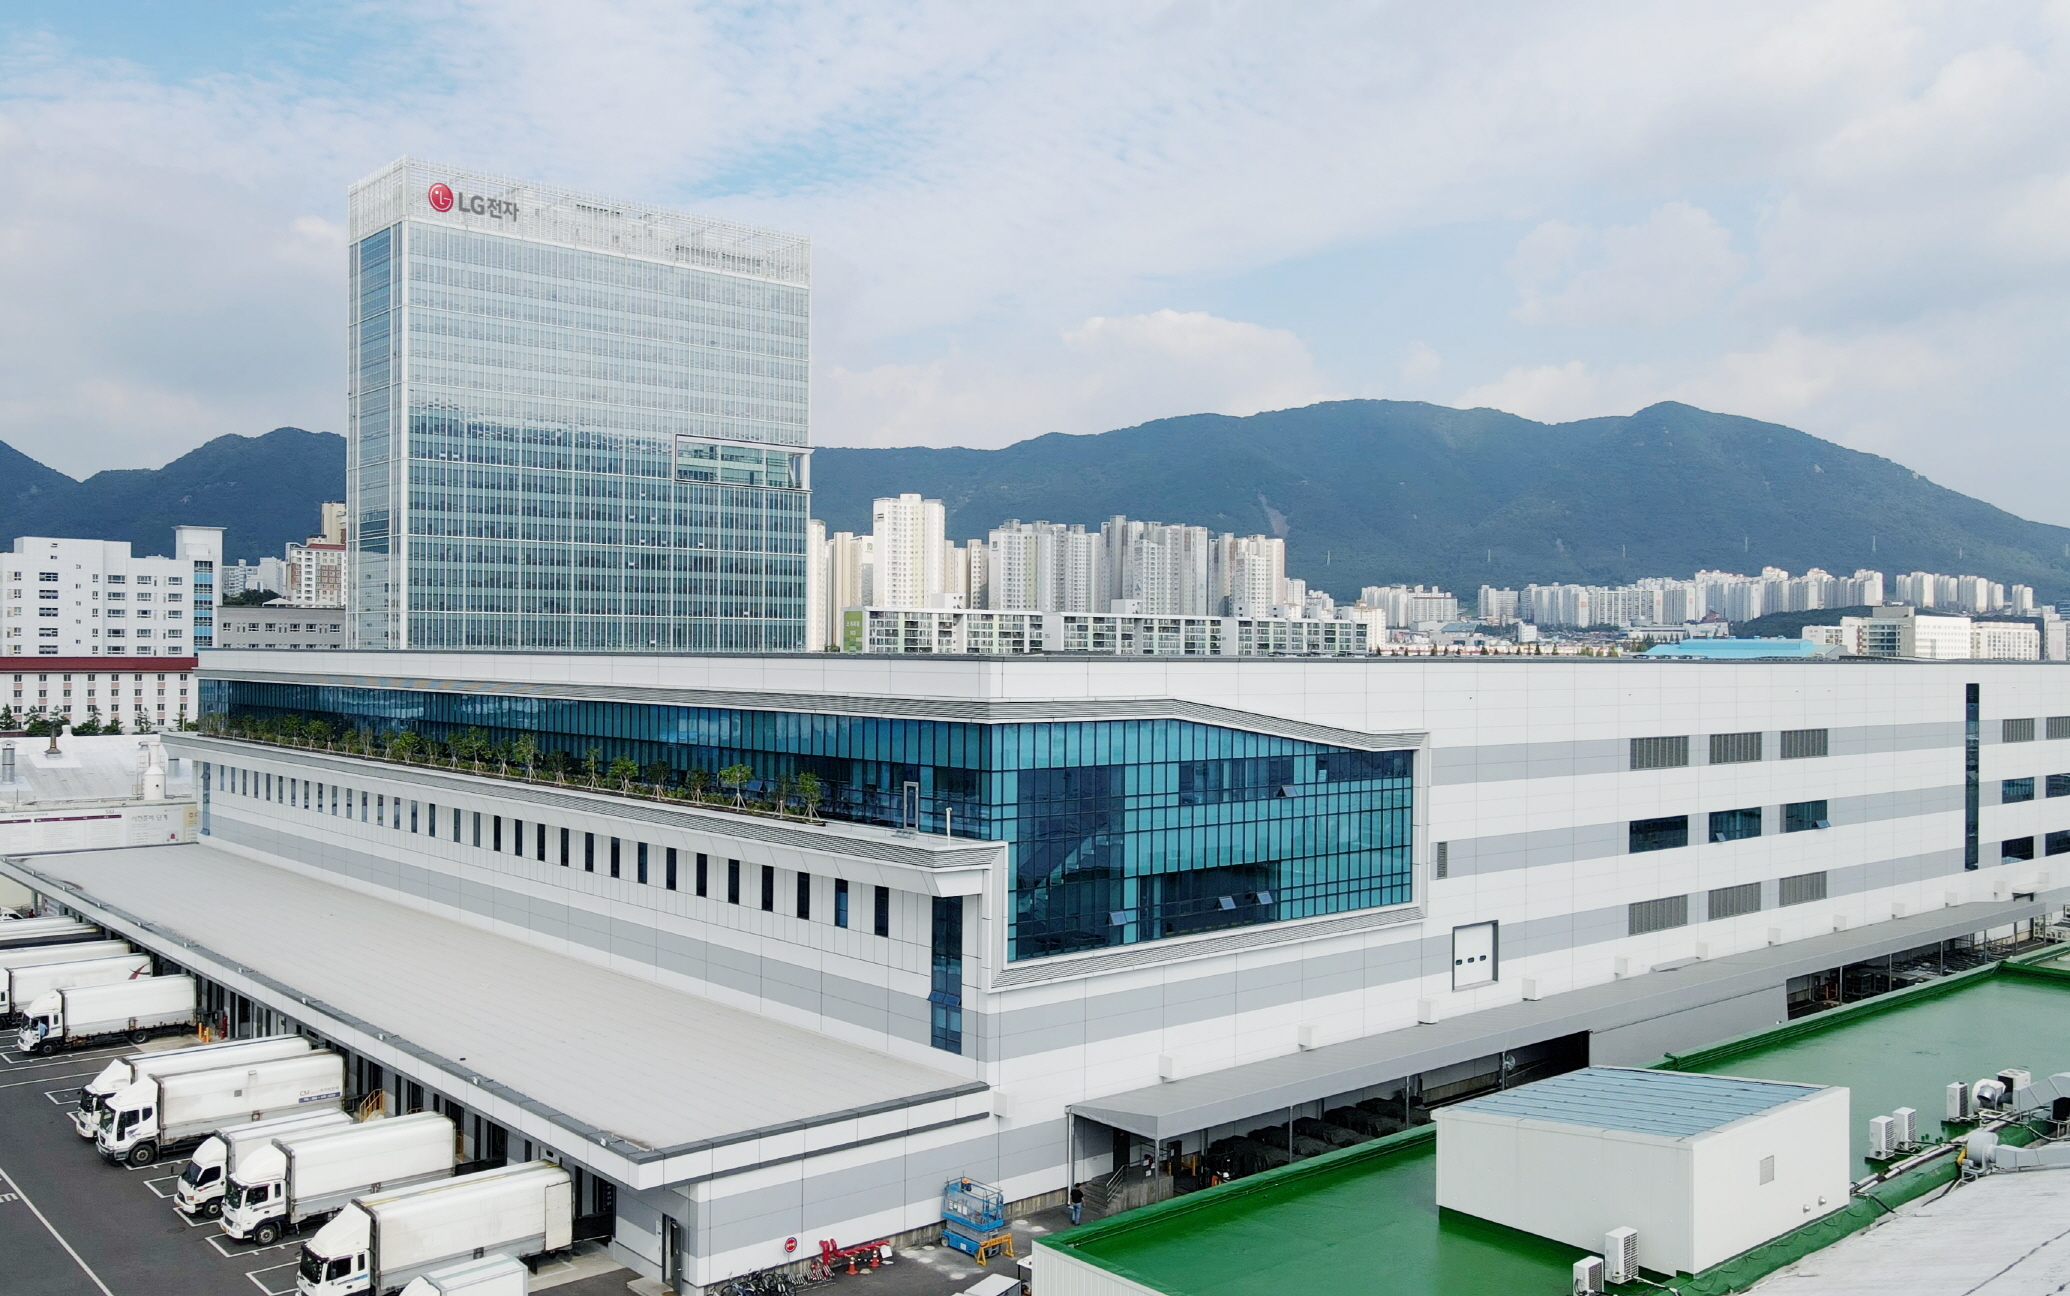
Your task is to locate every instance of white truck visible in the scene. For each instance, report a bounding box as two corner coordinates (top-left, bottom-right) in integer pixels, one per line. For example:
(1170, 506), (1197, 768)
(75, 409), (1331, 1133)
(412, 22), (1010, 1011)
(18, 974), (196, 1056)
(396, 1256), (530, 1296)
(297, 1162), (573, 1296)
(0, 917), (99, 949)
(98, 1050), (345, 1167)
(175, 1108), (357, 1220)
(2, 953), (151, 1020)
(225, 1113), (456, 1246)
(0, 938), (132, 979)
(73, 1032), (313, 1139)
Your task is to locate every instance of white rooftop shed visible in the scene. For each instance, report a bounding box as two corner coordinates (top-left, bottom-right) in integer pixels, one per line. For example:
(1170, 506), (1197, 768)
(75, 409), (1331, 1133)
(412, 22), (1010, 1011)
(1435, 1067), (1850, 1276)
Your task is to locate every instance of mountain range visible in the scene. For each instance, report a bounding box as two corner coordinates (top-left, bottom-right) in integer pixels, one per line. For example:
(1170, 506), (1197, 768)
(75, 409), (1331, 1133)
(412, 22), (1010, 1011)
(4, 401), (2068, 602)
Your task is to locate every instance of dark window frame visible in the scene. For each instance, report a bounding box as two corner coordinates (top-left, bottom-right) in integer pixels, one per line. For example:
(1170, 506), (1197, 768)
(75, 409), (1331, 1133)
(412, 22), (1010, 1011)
(1708, 807), (1763, 843)
(1784, 800), (1830, 832)
(1630, 815), (1690, 854)
(2003, 777), (2036, 804)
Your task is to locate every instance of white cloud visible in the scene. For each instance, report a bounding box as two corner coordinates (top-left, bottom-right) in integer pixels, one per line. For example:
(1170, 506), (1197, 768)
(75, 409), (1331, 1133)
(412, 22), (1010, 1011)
(1510, 202), (1745, 327)
(818, 309), (1336, 449)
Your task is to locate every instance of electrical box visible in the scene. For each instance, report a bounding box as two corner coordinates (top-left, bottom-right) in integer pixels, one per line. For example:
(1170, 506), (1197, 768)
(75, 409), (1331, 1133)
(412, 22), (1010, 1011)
(1435, 1067), (1850, 1275)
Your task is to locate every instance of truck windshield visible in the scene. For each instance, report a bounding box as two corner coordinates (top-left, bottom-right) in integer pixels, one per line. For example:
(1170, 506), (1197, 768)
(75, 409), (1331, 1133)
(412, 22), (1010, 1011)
(225, 1181), (247, 1210)
(180, 1162), (218, 1187)
(298, 1249), (329, 1286)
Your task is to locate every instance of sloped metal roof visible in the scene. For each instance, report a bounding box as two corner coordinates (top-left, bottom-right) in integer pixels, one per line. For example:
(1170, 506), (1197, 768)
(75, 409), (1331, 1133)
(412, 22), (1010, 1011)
(1451, 1065), (1819, 1137)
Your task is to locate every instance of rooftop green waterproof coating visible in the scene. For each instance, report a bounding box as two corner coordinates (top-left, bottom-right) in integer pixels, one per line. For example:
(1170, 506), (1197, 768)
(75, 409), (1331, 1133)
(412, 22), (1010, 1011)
(1049, 961), (2070, 1296)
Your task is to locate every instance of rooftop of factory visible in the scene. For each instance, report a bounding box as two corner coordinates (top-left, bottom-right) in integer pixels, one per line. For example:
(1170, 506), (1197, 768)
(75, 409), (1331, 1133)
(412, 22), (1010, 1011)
(1448, 1067), (1822, 1139)
(1043, 952), (2070, 1296)
(0, 842), (979, 1163)
(0, 733), (194, 810)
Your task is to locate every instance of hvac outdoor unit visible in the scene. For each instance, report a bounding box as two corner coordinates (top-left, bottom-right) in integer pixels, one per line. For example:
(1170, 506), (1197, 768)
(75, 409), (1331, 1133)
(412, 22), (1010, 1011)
(1868, 1116), (1894, 1159)
(2000, 1069), (2033, 1100)
(1605, 1228), (1640, 1284)
(1572, 1256), (1604, 1295)
(1948, 1081), (1972, 1121)
(1892, 1107), (1917, 1150)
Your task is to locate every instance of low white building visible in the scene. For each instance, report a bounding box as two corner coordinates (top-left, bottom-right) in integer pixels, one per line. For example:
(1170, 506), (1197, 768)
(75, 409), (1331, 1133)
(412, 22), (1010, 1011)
(3, 530), (222, 658)
(214, 608), (348, 651)
(839, 607), (1370, 656)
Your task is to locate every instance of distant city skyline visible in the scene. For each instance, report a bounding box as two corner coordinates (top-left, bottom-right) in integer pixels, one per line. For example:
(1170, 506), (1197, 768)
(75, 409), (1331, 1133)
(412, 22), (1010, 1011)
(3, 6), (2069, 526)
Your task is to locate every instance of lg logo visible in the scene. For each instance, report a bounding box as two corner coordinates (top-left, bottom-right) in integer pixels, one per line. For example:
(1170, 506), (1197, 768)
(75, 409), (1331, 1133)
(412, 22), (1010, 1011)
(427, 182), (519, 222)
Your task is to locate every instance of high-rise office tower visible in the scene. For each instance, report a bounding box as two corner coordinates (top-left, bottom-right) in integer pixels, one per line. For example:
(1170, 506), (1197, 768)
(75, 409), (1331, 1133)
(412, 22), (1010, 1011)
(345, 159), (812, 651)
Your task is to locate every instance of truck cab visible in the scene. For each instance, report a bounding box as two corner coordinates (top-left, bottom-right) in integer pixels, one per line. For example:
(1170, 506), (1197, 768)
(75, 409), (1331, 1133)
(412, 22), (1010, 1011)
(299, 1209), (372, 1296)
(16, 991), (59, 1055)
(224, 1174), (291, 1245)
(176, 1147), (228, 1218)
(97, 1080), (159, 1166)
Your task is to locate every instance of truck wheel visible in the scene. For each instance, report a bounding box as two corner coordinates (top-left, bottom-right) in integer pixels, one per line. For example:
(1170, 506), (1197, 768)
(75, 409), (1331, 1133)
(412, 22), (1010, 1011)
(204, 1201), (222, 1219)
(128, 1143), (157, 1168)
(253, 1221), (280, 1247)
(129, 1029), (149, 1045)
(35, 1041), (55, 1056)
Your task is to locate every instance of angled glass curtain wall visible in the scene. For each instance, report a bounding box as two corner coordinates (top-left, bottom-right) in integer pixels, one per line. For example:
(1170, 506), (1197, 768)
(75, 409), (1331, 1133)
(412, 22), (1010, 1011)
(348, 223), (810, 652)
(206, 680), (1415, 960)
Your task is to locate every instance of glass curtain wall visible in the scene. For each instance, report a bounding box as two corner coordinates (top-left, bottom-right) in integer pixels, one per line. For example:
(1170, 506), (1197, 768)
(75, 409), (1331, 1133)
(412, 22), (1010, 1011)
(347, 221), (810, 652)
(207, 681), (1415, 960)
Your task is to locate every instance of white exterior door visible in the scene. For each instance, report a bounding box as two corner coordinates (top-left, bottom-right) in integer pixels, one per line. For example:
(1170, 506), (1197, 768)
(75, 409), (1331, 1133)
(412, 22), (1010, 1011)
(1452, 921), (1498, 990)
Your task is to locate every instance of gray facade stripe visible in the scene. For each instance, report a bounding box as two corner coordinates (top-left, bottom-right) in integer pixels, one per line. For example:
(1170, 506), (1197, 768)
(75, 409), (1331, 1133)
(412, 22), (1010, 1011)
(199, 668), (1425, 752)
(1433, 720), (1967, 787)
(171, 735), (1001, 873)
(990, 902), (1425, 987)
(1442, 786), (1967, 879)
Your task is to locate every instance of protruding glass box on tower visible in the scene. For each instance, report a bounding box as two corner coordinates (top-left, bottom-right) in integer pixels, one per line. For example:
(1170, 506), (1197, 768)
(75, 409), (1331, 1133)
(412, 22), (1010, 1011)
(345, 159), (811, 652)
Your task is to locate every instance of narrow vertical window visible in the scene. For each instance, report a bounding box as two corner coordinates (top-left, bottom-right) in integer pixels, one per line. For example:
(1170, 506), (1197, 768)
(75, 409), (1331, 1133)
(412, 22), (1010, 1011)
(930, 896), (964, 1054)
(636, 842), (648, 885)
(760, 865), (775, 911)
(1966, 682), (1981, 870)
(874, 885), (890, 938)
(409, 801), (418, 833)
(492, 816), (502, 852)
(610, 838), (621, 879)
(727, 859), (740, 904)
(665, 848), (677, 891)
(696, 853), (708, 897)
(536, 823), (546, 862)
(797, 872), (811, 920)
(452, 807), (461, 842)
(472, 811), (480, 845)
(584, 832), (595, 872)
(835, 878), (850, 928)
(559, 827), (570, 866)
(512, 819), (524, 855)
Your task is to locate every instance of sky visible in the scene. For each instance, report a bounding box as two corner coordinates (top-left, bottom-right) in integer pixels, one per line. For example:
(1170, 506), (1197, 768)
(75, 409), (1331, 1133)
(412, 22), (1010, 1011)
(2, 3), (2068, 521)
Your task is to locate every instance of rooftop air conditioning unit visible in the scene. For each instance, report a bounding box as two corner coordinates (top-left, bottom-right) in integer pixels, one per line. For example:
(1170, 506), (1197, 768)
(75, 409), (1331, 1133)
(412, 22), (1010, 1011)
(1892, 1107), (1917, 1149)
(1572, 1256), (1605, 1295)
(1974, 1078), (2009, 1112)
(1948, 1081), (1972, 1121)
(1605, 1228), (1640, 1284)
(2000, 1069), (2033, 1102)
(1868, 1115), (1893, 1159)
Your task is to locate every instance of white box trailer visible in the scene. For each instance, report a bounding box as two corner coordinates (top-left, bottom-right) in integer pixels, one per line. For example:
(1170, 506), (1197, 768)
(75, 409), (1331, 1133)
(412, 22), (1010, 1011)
(0, 939), (131, 978)
(297, 1162), (573, 1296)
(99, 1050), (345, 1167)
(2, 953), (151, 1018)
(0, 917), (98, 949)
(225, 1113), (457, 1245)
(396, 1256), (529, 1296)
(18, 974), (195, 1056)
(176, 1108), (358, 1220)
(74, 1032), (312, 1139)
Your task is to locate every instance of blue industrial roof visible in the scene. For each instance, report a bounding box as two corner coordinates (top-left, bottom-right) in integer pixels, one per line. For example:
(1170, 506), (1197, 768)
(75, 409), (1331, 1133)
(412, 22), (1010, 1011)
(1448, 1066), (1820, 1137)
(1641, 638), (1831, 660)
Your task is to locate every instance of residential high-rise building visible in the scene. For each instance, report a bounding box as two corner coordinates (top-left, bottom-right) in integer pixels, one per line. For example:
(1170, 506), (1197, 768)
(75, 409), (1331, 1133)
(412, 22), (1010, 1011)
(870, 494), (946, 610)
(987, 521), (1102, 613)
(3, 528), (221, 658)
(346, 159), (811, 652)
(284, 501), (348, 608)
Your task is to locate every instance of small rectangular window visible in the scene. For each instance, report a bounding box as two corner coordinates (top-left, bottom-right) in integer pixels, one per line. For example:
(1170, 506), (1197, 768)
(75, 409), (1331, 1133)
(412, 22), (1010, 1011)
(636, 842), (648, 885)
(1630, 815), (1689, 854)
(727, 859), (740, 905)
(511, 819), (523, 853)
(1708, 882), (1762, 919)
(874, 885), (891, 937)
(409, 801), (418, 833)
(1709, 807), (1763, 843)
(2048, 716), (2070, 741)
(1780, 728), (1829, 760)
(2048, 774), (2070, 798)
(453, 808), (461, 842)
(760, 865), (775, 912)
(2005, 718), (2037, 743)
(835, 878), (850, 928)
(797, 871), (811, 919)
(1630, 736), (1690, 770)
(1628, 895), (1689, 935)
(2004, 836), (2036, 863)
(1709, 732), (1762, 765)
(1778, 871), (1828, 906)
(2003, 777), (2036, 804)
(1784, 800), (1829, 832)
(610, 838), (621, 879)
(492, 816), (502, 852)
(584, 833), (595, 873)
(665, 848), (677, 891)
(1435, 842), (1449, 879)
(2047, 830), (2070, 856)
(560, 827), (570, 866)
(536, 823), (546, 862)
(696, 853), (708, 897)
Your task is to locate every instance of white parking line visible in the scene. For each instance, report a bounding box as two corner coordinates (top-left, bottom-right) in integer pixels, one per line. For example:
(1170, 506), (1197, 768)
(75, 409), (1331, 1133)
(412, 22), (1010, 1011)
(0, 1156), (117, 1296)
(124, 1156), (187, 1174)
(0, 1068), (94, 1090)
(41, 1086), (89, 1105)
(144, 1171), (183, 1198)
(246, 1260), (301, 1295)
(210, 1232), (302, 1259)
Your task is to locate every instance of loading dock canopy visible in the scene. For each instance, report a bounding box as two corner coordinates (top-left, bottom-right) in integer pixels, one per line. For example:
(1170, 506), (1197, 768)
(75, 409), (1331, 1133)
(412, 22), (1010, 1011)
(1071, 895), (2062, 1141)
(0, 843), (980, 1163)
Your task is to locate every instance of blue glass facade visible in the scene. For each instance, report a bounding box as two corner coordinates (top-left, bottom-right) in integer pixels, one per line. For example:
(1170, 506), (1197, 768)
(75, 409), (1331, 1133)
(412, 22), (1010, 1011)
(349, 198), (810, 653)
(206, 680), (1415, 961)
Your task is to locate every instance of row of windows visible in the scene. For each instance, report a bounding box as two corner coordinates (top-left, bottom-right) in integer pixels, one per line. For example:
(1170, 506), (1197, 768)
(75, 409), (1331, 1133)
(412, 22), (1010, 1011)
(1629, 871), (1830, 935)
(1630, 801), (1830, 853)
(1630, 729), (1829, 770)
(2001, 774), (2070, 802)
(2004, 717), (2070, 742)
